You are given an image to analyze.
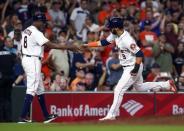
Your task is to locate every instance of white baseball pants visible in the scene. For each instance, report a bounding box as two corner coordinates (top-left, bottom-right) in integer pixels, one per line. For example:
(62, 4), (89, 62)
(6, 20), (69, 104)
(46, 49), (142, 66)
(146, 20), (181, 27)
(22, 56), (45, 96)
(107, 63), (170, 118)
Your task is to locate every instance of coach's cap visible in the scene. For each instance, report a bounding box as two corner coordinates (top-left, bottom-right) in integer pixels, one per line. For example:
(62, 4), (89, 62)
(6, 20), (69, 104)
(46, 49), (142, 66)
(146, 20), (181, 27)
(33, 13), (47, 22)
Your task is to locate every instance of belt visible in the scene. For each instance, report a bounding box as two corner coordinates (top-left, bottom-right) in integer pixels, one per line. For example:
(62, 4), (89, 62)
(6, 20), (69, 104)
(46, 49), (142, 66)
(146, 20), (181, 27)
(122, 65), (133, 67)
(23, 54), (41, 60)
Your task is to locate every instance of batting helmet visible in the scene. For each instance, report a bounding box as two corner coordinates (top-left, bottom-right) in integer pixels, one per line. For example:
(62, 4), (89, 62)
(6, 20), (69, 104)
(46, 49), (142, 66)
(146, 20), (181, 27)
(106, 17), (124, 29)
(33, 13), (47, 22)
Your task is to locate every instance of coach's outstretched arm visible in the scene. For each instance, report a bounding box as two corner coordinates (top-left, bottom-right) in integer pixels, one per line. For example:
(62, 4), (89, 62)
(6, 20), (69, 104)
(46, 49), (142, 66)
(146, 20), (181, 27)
(44, 41), (81, 52)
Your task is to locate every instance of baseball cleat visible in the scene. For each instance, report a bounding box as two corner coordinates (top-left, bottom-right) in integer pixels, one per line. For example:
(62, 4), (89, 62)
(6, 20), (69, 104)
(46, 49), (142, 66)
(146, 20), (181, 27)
(99, 116), (116, 121)
(43, 114), (58, 123)
(169, 80), (177, 92)
(18, 118), (32, 123)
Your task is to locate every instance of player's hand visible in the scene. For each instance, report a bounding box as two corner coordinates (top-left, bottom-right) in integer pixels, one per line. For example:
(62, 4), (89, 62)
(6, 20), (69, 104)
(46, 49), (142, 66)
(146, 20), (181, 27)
(130, 64), (140, 76)
(80, 44), (90, 52)
(130, 71), (138, 76)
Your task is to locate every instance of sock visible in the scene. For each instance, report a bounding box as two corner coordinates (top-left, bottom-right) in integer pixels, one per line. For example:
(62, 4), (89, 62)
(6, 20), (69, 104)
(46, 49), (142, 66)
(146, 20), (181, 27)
(20, 94), (33, 119)
(37, 94), (49, 118)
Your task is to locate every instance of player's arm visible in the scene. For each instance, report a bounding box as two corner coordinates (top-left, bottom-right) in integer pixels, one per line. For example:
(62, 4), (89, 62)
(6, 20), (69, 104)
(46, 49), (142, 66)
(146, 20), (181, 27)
(87, 39), (111, 47)
(86, 33), (115, 47)
(130, 50), (144, 76)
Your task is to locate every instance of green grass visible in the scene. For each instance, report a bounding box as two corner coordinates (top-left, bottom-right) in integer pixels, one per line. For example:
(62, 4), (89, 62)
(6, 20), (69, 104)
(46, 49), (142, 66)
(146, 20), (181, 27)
(0, 123), (184, 131)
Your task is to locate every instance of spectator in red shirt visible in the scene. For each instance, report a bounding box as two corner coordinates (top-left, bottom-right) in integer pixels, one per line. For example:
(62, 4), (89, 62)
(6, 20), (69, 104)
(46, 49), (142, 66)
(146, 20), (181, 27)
(146, 63), (161, 82)
(139, 20), (158, 70)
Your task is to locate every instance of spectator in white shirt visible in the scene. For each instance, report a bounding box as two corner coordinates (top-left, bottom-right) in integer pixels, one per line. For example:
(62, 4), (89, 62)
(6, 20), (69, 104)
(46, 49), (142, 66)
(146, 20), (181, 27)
(48, 0), (66, 28)
(70, 0), (90, 40)
(80, 16), (100, 43)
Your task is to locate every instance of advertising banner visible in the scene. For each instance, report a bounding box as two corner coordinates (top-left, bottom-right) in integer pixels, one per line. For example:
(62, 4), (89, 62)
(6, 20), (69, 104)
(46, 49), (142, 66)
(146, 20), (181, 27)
(155, 93), (184, 116)
(32, 93), (155, 122)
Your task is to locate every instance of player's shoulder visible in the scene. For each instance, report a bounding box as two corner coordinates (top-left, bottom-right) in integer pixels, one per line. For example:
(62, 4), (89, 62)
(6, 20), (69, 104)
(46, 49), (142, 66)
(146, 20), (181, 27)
(120, 31), (136, 46)
(25, 25), (42, 35)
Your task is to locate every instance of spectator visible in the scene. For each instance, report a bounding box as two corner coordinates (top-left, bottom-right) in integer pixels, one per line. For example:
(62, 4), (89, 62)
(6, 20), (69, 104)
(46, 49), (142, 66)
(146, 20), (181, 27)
(69, 50), (94, 81)
(106, 47), (123, 90)
(7, 19), (22, 53)
(178, 19), (184, 43)
(146, 63), (161, 82)
(97, 2), (111, 26)
(80, 16), (100, 43)
(84, 72), (96, 91)
(50, 73), (68, 91)
(140, 0), (160, 11)
(16, 0), (31, 24)
(75, 81), (86, 91)
(3, 36), (17, 55)
(160, 16), (178, 50)
(12, 57), (25, 87)
(140, 9), (162, 36)
(48, 0), (66, 30)
(173, 42), (184, 76)
(178, 72), (184, 91)
(139, 20), (158, 70)
(47, 41), (71, 77)
(70, 0), (90, 40)
(153, 33), (174, 73)
(70, 68), (85, 91)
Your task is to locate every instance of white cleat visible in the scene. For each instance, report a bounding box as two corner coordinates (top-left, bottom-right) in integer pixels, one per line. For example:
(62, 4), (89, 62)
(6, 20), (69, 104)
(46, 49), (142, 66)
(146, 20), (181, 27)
(99, 116), (116, 121)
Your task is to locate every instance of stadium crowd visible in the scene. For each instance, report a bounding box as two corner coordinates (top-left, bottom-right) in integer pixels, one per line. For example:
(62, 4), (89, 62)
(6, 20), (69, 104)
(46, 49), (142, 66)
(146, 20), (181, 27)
(0, 0), (184, 93)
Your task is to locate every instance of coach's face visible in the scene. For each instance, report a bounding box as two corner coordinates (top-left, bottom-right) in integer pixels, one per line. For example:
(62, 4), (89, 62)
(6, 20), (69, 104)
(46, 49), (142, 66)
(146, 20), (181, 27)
(37, 21), (46, 32)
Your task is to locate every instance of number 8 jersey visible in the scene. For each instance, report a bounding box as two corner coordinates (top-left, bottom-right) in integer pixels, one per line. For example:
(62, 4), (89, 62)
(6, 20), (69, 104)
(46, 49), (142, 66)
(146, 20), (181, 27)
(21, 25), (49, 57)
(106, 30), (140, 66)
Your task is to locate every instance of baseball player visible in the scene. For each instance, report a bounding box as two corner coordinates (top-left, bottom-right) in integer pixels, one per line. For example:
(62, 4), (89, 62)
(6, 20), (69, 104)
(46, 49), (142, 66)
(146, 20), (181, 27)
(85, 17), (177, 121)
(19, 13), (81, 123)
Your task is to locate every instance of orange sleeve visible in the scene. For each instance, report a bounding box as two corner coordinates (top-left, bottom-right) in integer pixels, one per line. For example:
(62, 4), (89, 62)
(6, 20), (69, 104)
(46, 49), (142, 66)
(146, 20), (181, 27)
(88, 41), (99, 47)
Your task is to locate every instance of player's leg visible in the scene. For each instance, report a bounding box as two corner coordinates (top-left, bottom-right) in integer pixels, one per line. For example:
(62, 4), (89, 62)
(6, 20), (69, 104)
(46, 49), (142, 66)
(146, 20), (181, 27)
(19, 57), (40, 123)
(133, 64), (175, 92)
(100, 66), (135, 120)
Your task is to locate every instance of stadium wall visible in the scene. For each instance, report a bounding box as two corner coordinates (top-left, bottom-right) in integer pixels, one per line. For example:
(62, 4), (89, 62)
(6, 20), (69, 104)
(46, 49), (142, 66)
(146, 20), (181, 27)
(31, 92), (184, 122)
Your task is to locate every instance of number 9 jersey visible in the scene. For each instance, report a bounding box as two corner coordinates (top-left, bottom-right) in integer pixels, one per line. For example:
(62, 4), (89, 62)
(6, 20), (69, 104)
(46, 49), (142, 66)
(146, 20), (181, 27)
(106, 30), (140, 66)
(21, 25), (49, 57)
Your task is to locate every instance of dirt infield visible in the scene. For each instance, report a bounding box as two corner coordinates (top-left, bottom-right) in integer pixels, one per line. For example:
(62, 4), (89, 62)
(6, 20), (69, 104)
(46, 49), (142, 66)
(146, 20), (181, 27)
(74, 115), (184, 126)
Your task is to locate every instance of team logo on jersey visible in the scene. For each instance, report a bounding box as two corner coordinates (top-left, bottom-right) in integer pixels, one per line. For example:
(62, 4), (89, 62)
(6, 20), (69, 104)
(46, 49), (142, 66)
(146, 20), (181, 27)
(130, 44), (136, 50)
(121, 100), (143, 116)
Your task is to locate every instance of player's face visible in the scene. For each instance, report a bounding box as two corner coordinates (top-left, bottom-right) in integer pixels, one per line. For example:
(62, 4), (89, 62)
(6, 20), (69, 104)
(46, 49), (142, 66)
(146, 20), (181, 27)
(111, 28), (118, 35)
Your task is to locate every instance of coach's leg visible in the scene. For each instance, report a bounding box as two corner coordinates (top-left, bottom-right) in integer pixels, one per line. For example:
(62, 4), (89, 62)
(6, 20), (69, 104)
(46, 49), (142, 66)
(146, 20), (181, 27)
(37, 75), (58, 123)
(37, 76), (49, 118)
(100, 66), (135, 120)
(19, 58), (39, 121)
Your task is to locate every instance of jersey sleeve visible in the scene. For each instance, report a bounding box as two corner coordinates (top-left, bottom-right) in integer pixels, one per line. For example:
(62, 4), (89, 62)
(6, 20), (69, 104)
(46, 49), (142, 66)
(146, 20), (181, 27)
(124, 36), (140, 54)
(34, 31), (49, 46)
(106, 33), (116, 43)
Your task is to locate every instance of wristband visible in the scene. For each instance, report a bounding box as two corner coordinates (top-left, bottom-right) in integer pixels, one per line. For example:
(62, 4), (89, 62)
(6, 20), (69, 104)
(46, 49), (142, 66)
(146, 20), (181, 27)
(131, 63), (140, 73)
(88, 41), (99, 47)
